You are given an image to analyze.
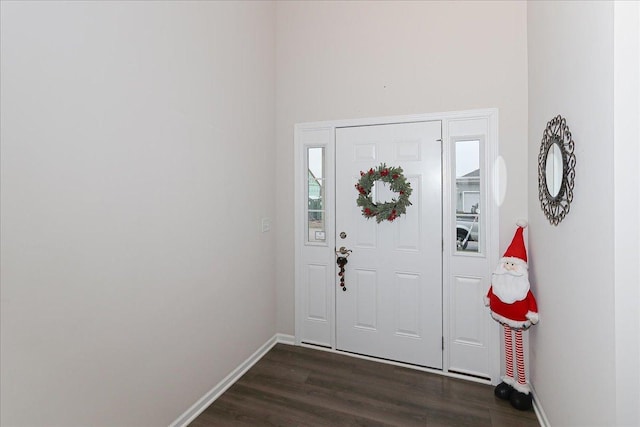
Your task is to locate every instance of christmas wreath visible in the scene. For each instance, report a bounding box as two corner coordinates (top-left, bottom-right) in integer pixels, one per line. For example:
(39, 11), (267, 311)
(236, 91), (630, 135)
(355, 163), (412, 223)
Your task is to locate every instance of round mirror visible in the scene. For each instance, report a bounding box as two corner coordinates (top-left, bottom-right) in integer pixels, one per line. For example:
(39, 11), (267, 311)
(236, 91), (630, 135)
(537, 115), (576, 226)
(545, 141), (563, 198)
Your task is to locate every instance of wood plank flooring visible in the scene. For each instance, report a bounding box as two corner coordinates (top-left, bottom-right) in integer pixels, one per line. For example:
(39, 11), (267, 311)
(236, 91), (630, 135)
(190, 344), (539, 427)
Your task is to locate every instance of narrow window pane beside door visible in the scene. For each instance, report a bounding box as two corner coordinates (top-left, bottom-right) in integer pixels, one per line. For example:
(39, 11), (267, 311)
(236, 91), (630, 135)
(307, 147), (325, 243)
(455, 140), (481, 253)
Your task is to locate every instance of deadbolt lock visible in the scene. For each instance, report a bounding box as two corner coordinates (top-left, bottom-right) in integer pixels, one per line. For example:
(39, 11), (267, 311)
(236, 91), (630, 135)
(340, 232), (347, 239)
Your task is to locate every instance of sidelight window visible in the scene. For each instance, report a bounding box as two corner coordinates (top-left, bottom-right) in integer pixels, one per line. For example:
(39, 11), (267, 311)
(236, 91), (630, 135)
(307, 147), (326, 243)
(454, 139), (482, 253)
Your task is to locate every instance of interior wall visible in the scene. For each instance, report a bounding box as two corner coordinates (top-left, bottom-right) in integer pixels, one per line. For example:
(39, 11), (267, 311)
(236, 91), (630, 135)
(614, 2), (640, 425)
(275, 0), (528, 335)
(527, 2), (617, 425)
(635, 6), (640, 392)
(0, 2), (276, 426)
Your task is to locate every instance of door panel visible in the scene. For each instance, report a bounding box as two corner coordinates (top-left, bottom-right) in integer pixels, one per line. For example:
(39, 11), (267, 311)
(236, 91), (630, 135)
(335, 121), (442, 369)
(306, 264), (328, 321)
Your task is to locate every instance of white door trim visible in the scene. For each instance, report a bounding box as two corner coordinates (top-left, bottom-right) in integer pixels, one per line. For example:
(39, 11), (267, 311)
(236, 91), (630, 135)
(294, 109), (500, 382)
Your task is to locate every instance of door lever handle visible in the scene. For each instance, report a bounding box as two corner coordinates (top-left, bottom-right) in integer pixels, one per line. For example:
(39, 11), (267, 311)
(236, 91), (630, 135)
(335, 246), (352, 257)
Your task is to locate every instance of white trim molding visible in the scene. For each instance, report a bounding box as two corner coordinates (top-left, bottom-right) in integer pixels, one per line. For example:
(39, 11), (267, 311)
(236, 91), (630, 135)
(169, 334), (294, 427)
(275, 333), (295, 345)
(531, 385), (551, 427)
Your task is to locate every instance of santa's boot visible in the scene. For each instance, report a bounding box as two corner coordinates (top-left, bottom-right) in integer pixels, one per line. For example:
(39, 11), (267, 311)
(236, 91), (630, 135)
(510, 390), (533, 410)
(494, 381), (514, 400)
(510, 329), (533, 410)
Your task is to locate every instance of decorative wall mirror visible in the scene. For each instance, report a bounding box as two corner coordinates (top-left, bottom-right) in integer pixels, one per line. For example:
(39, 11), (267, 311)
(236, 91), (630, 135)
(538, 115), (576, 225)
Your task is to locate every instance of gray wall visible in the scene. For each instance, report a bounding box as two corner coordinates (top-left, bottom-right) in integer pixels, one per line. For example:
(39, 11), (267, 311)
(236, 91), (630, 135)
(0, 2), (277, 426)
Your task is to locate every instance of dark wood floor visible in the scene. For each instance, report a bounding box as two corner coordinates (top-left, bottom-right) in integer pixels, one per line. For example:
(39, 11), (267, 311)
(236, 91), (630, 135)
(190, 344), (539, 426)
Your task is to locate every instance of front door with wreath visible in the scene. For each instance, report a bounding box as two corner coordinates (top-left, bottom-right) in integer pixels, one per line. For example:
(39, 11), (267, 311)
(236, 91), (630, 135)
(335, 121), (443, 368)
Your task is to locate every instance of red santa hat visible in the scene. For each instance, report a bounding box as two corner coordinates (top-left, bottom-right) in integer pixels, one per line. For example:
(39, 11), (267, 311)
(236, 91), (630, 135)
(502, 219), (528, 265)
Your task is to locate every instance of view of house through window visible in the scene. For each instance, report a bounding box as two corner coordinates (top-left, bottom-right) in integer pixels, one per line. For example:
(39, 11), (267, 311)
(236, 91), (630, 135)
(455, 140), (481, 253)
(307, 147), (325, 243)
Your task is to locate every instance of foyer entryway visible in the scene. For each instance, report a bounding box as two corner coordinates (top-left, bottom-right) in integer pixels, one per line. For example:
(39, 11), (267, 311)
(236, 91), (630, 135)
(295, 110), (500, 383)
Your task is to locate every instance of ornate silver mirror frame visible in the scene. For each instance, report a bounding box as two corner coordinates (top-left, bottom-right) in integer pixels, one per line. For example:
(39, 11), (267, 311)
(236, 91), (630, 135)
(538, 115), (576, 225)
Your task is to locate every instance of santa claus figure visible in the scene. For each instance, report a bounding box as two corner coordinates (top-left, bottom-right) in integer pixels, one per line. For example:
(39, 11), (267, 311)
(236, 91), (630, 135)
(485, 220), (538, 410)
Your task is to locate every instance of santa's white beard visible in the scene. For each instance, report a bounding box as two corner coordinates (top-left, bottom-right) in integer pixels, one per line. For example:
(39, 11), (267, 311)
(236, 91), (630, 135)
(491, 265), (530, 304)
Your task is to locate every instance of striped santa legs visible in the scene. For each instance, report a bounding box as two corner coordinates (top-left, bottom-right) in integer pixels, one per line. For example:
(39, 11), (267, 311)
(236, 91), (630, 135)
(503, 325), (514, 383)
(508, 327), (533, 410)
(502, 324), (529, 393)
(515, 329), (527, 389)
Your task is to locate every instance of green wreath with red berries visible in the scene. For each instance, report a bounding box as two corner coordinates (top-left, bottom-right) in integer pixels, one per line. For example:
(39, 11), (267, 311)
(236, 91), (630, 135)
(355, 163), (413, 223)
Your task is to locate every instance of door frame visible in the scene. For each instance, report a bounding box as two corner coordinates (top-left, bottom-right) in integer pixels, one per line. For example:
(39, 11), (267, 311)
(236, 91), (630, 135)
(294, 109), (500, 384)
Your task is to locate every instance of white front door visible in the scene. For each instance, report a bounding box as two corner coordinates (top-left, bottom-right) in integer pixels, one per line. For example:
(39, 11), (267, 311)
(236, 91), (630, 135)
(335, 121), (443, 369)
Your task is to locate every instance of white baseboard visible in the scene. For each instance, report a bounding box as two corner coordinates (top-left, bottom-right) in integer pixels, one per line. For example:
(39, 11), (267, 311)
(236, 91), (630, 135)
(531, 385), (550, 427)
(275, 333), (295, 345)
(169, 333), (293, 427)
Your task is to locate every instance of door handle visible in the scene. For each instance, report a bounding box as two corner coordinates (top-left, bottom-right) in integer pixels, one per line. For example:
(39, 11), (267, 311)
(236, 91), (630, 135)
(335, 246), (352, 256)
